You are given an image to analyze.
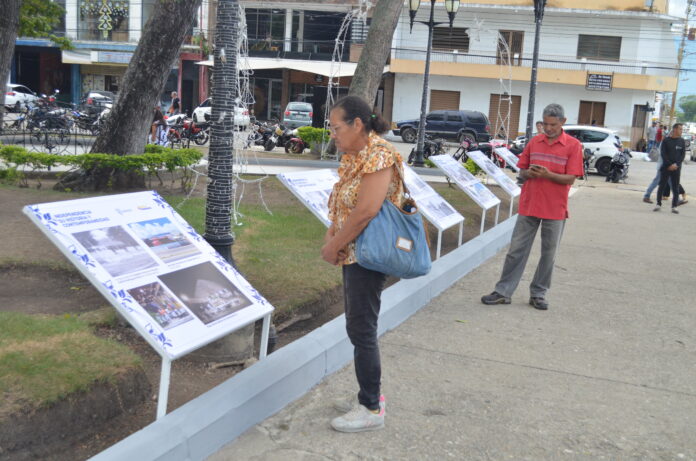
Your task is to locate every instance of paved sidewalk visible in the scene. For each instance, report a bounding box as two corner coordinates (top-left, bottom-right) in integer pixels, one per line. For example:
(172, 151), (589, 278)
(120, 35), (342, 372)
(209, 160), (696, 460)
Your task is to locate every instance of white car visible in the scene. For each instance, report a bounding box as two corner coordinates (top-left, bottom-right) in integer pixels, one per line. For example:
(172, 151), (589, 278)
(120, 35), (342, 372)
(563, 125), (624, 176)
(5, 84), (39, 111)
(192, 98), (250, 130)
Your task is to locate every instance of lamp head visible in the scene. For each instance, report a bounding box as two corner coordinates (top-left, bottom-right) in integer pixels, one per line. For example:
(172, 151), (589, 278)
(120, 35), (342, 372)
(408, 0), (420, 33)
(444, 0), (460, 28)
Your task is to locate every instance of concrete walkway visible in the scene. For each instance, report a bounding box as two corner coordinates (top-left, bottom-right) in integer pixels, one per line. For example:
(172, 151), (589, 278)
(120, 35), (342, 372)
(209, 159), (696, 460)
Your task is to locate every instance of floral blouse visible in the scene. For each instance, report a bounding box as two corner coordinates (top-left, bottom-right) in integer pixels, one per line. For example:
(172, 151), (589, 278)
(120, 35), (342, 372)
(328, 132), (405, 266)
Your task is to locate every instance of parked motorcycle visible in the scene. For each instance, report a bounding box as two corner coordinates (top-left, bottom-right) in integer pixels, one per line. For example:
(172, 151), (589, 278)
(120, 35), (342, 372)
(606, 148), (631, 183)
(182, 119), (209, 146)
(264, 123), (286, 151)
(284, 129), (307, 154)
(407, 135), (446, 164)
(582, 148), (594, 180)
(451, 138), (508, 168)
(71, 106), (100, 134)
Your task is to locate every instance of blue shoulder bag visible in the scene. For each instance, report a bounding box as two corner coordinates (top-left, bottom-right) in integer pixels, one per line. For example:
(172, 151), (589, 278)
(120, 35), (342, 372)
(354, 161), (431, 279)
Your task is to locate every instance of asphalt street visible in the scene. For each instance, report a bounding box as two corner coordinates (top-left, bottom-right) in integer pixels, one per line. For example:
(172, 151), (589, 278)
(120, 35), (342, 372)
(208, 157), (696, 460)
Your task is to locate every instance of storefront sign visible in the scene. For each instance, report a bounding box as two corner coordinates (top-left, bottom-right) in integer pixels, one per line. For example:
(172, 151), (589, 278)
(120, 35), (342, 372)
(97, 51), (132, 64)
(586, 73), (613, 92)
(23, 191), (274, 360)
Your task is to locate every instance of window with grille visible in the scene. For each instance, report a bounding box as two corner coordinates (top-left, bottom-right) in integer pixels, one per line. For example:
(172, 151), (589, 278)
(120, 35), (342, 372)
(432, 27), (469, 52)
(577, 35), (621, 61)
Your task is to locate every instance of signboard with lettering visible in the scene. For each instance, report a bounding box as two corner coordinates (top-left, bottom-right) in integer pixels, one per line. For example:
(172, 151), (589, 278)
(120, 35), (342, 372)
(586, 73), (612, 92)
(429, 155), (501, 210)
(23, 191), (274, 360)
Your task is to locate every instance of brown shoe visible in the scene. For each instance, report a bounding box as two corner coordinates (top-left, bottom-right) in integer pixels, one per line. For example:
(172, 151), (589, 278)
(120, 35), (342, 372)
(643, 197), (653, 204)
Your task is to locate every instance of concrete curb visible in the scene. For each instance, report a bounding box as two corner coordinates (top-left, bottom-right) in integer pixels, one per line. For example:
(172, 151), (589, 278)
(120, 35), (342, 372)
(89, 216), (517, 461)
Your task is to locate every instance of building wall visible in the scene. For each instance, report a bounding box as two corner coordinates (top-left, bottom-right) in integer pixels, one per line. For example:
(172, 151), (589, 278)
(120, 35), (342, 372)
(393, 73), (653, 141)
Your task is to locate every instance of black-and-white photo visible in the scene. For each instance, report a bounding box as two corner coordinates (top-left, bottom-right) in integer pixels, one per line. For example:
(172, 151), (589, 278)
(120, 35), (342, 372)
(421, 196), (457, 221)
(73, 226), (159, 277)
(128, 282), (194, 330)
(158, 262), (253, 325)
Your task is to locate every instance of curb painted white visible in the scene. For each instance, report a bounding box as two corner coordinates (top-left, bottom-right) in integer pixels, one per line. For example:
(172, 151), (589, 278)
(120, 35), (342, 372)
(89, 216), (518, 461)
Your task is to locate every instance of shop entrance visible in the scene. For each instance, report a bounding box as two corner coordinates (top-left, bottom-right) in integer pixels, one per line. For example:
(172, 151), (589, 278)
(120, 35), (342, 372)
(252, 78), (283, 120)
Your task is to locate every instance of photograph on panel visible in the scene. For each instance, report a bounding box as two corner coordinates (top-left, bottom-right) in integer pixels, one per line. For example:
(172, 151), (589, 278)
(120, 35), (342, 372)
(158, 262), (253, 325)
(127, 217), (201, 264)
(127, 281), (194, 330)
(420, 195), (458, 221)
(72, 225), (159, 278)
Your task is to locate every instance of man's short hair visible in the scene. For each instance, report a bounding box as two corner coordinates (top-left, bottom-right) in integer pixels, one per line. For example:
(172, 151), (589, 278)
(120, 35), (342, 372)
(542, 103), (565, 120)
(673, 123), (683, 130)
(535, 120), (543, 125)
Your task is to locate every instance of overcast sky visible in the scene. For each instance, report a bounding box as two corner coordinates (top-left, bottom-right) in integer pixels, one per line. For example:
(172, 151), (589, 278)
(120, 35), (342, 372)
(670, 0), (687, 17)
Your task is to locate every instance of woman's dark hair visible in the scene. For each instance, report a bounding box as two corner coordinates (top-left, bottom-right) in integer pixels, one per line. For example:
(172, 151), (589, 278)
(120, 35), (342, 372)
(331, 95), (390, 135)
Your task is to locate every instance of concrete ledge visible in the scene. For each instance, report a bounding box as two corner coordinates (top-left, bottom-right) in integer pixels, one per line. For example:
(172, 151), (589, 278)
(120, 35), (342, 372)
(89, 216), (517, 461)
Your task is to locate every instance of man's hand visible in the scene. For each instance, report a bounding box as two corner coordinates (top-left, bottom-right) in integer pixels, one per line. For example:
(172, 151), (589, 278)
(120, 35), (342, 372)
(525, 164), (548, 179)
(668, 163), (678, 171)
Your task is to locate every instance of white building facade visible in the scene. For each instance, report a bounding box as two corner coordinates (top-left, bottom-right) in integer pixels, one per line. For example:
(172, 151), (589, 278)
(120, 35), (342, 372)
(389, 3), (680, 147)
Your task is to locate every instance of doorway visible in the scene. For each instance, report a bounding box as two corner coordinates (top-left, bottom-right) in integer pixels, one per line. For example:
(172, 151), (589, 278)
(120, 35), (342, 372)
(489, 93), (522, 139)
(253, 78), (283, 120)
(578, 101), (606, 126)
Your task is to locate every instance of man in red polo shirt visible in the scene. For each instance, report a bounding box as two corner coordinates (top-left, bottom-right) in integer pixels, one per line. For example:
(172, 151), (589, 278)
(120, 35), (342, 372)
(481, 103), (584, 310)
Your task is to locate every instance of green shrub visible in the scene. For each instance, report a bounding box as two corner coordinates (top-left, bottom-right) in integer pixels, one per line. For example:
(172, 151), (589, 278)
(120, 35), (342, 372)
(296, 126), (330, 149)
(464, 158), (481, 175)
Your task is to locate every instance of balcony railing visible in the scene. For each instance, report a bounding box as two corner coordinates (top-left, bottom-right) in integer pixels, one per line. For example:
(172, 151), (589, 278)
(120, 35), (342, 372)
(393, 47), (678, 77)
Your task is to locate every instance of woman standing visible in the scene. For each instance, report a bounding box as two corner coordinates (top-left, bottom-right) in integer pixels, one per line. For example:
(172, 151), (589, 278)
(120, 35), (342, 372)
(322, 95), (405, 433)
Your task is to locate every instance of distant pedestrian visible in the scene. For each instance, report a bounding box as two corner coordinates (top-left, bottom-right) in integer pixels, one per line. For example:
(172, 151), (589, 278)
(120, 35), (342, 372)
(535, 120), (544, 136)
(642, 150), (663, 204)
(323, 95), (400, 432)
(654, 123), (686, 214)
(168, 91), (180, 115)
(481, 103), (584, 311)
(656, 124), (664, 145)
(647, 121), (657, 152)
(151, 106), (165, 144)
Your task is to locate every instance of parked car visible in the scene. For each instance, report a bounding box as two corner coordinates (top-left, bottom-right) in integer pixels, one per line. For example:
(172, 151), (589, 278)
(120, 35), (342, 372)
(192, 98), (250, 130)
(681, 134), (693, 162)
(5, 84), (39, 111)
(79, 90), (116, 115)
(282, 102), (313, 129)
(393, 110), (491, 144)
(564, 125), (623, 176)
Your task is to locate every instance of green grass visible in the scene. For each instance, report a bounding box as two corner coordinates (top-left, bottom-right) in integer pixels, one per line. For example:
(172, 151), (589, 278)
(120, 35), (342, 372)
(169, 190), (342, 316)
(0, 312), (140, 414)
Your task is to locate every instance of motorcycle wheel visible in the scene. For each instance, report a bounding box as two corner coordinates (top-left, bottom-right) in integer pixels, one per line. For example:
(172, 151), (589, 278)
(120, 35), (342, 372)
(264, 139), (276, 151)
(194, 132), (209, 145)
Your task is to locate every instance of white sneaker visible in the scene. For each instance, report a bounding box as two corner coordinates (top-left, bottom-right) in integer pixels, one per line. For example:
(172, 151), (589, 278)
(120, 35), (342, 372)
(331, 403), (385, 433)
(333, 394), (386, 413)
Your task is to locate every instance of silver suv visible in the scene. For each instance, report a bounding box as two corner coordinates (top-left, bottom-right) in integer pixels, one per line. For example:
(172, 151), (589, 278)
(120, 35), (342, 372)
(564, 125), (623, 176)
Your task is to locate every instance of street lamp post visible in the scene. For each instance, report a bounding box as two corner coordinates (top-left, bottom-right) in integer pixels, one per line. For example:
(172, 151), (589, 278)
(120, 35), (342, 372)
(409, 0), (459, 167)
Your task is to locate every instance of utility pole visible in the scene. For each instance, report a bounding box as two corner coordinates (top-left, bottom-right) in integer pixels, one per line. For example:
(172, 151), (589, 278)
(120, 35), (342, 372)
(669, 0), (694, 126)
(524, 0), (546, 142)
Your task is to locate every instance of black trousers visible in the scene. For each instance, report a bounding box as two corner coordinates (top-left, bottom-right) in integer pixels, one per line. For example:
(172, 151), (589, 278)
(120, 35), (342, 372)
(657, 168), (681, 208)
(342, 263), (387, 411)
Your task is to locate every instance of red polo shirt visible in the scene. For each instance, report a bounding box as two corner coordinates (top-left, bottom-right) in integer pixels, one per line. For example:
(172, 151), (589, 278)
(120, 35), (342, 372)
(517, 130), (584, 220)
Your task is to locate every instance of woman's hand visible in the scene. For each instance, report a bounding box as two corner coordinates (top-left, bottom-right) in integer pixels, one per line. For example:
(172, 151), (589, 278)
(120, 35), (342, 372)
(321, 240), (344, 265)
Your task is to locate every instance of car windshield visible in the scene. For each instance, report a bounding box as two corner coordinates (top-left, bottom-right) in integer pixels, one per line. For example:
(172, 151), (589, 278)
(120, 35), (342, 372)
(287, 103), (312, 112)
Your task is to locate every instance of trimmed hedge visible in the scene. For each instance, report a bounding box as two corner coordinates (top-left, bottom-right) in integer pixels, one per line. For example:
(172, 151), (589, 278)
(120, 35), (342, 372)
(0, 144), (203, 189)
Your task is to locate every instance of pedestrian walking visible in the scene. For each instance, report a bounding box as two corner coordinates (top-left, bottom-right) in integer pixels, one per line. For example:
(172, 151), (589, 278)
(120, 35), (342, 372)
(322, 95), (403, 432)
(168, 91), (180, 115)
(654, 123), (686, 214)
(647, 121), (657, 153)
(642, 150), (663, 204)
(481, 103), (584, 311)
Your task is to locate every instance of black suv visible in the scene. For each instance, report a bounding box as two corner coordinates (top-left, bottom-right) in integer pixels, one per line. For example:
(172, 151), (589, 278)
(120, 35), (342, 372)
(393, 110), (491, 144)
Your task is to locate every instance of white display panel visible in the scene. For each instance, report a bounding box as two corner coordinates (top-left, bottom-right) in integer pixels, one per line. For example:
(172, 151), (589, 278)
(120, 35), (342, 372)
(23, 191), (274, 360)
(429, 155), (501, 210)
(466, 150), (521, 197)
(402, 163), (464, 231)
(494, 147), (521, 172)
(277, 169), (339, 227)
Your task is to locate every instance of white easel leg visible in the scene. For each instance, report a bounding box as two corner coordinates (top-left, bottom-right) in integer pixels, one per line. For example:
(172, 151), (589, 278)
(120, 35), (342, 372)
(480, 209), (486, 235)
(156, 357), (172, 420)
(436, 229), (442, 259)
(260, 313), (271, 359)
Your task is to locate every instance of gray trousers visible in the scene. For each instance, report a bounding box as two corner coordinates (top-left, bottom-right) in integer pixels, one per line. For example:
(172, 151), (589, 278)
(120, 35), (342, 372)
(494, 215), (565, 299)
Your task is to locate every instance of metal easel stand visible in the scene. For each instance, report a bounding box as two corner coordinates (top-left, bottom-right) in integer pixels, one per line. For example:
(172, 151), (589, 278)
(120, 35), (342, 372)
(494, 203), (500, 225)
(480, 208), (486, 235)
(436, 228), (443, 260)
(155, 312), (273, 420)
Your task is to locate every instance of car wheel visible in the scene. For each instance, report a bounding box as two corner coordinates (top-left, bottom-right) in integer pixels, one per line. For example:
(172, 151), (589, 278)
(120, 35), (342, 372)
(458, 131), (476, 144)
(401, 127), (417, 144)
(595, 157), (611, 176)
(14, 101), (21, 113)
